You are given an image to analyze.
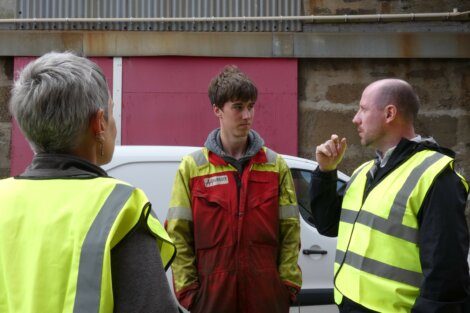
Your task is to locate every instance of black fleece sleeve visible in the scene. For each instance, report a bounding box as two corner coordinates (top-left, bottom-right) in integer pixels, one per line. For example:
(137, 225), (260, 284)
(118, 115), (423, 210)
(111, 221), (180, 313)
(309, 168), (343, 237)
(412, 166), (470, 313)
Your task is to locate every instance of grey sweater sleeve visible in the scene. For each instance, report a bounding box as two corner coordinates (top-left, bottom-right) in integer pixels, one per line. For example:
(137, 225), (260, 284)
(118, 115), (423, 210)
(111, 221), (180, 313)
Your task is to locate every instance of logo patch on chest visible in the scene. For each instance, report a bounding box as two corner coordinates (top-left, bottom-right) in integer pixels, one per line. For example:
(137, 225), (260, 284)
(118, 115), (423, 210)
(204, 175), (229, 188)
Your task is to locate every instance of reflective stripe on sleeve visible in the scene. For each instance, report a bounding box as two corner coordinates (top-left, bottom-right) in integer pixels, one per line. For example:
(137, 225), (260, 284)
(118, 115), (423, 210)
(279, 204), (299, 219)
(265, 148), (278, 164)
(167, 206), (193, 221)
(74, 184), (134, 313)
(190, 150), (208, 167)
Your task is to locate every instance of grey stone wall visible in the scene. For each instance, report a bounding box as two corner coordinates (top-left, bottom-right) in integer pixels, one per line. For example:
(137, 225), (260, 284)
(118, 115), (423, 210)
(303, 0), (470, 15)
(0, 57), (12, 178)
(298, 58), (470, 228)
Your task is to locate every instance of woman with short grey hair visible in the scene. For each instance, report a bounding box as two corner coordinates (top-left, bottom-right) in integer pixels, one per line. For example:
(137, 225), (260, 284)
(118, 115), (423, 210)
(1, 52), (179, 313)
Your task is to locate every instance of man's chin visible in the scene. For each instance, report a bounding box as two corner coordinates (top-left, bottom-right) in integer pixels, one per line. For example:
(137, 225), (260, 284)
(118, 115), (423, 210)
(235, 131), (250, 138)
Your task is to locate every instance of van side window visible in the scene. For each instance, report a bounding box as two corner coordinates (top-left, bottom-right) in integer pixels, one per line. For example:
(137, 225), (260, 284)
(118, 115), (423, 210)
(290, 168), (346, 228)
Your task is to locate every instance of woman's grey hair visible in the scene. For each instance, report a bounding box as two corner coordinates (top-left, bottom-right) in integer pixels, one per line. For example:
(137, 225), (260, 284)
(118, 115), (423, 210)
(9, 51), (109, 153)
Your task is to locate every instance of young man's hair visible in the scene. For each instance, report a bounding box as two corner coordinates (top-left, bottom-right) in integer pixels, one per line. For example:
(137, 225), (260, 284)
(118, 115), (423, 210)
(208, 65), (258, 109)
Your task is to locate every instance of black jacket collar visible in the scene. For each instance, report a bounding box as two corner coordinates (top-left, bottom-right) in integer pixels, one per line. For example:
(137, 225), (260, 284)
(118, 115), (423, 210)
(366, 138), (455, 194)
(18, 153), (108, 179)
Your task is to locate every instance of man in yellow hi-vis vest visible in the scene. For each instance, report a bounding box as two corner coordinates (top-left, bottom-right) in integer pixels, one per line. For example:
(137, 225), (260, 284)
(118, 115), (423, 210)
(310, 79), (469, 313)
(0, 52), (178, 313)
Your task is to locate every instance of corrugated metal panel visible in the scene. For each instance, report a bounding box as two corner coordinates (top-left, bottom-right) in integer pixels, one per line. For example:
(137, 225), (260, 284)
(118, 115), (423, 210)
(16, 0), (302, 31)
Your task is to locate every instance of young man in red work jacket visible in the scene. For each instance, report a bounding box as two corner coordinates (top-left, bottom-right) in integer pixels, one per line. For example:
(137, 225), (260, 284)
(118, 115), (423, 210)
(166, 65), (302, 313)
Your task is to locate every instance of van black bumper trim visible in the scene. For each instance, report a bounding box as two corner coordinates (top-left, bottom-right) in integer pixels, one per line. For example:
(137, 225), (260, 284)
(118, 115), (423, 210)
(292, 288), (334, 306)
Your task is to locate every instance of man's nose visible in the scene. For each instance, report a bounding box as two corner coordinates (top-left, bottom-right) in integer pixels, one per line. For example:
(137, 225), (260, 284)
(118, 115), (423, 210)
(242, 108), (252, 119)
(352, 113), (359, 124)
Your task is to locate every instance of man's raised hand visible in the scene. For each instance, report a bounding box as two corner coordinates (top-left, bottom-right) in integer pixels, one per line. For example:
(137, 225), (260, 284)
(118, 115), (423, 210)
(315, 134), (347, 172)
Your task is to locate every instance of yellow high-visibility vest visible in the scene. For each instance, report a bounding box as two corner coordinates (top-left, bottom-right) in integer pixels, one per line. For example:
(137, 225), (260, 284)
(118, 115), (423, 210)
(334, 150), (468, 313)
(0, 177), (176, 313)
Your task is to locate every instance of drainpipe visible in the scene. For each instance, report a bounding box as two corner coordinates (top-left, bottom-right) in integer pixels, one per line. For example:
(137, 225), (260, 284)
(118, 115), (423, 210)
(0, 11), (468, 24)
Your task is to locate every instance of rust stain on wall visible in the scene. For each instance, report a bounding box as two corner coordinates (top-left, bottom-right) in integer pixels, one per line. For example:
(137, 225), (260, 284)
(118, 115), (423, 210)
(457, 33), (470, 58)
(400, 33), (414, 58)
(59, 32), (83, 53)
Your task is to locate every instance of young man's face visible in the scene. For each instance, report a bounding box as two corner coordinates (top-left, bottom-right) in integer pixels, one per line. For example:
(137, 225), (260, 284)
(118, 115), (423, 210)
(214, 99), (255, 138)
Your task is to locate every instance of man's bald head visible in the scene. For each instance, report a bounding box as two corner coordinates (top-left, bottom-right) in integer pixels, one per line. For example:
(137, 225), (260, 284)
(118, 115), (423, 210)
(365, 79), (420, 123)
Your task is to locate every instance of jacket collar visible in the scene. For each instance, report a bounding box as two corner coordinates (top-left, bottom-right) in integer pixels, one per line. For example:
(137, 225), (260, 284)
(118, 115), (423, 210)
(204, 128), (266, 170)
(366, 136), (455, 192)
(18, 153), (108, 179)
(208, 148), (268, 166)
(204, 128), (265, 159)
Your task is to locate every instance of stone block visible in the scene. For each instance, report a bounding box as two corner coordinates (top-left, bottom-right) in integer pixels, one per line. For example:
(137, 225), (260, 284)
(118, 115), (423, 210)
(298, 108), (359, 156)
(404, 60), (469, 111)
(298, 107), (375, 175)
(0, 167), (9, 178)
(466, 201), (470, 237)
(299, 59), (370, 103)
(0, 122), (11, 170)
(0, 57), (13, 82)
(326, 83), (365, 104)
(415, 114), (458, 148)
(453, 115), (470, 179)
(0, 86), (11, 122)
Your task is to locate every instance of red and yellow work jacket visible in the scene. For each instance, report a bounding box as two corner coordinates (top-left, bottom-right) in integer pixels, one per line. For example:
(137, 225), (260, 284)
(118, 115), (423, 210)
(166, 146), (302, 313)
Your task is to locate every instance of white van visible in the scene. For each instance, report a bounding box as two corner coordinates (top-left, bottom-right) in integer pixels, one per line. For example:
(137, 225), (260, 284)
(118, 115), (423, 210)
(103, 145), (349, 309)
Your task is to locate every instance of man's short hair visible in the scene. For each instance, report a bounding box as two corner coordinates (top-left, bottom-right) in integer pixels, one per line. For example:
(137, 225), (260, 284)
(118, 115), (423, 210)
(9, 51), (109, 153)
(208, 65), (257, 109)
(374, 79), (420, 122)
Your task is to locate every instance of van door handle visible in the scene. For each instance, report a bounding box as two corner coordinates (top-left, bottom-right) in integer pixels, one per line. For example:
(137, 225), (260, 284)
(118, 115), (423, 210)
(303, 249), (327, 255)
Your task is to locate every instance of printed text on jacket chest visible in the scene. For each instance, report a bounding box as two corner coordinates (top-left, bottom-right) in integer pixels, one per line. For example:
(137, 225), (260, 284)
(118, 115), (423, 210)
(204, 175), (229, 188)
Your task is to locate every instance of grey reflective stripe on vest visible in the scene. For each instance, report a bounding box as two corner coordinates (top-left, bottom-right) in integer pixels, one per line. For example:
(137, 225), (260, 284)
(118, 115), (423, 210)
(340, 208), (418, 243)
(344, 161), (373, 193)
(279, 204), (299, 219)
(339, 208), (358, 224)
(340, 152), (446, 244)
(388, 152), (446, 223)
(167, 206), (193, 221)
(190, 149), (208, 167)
(74, 184), (134, 313)
(335, 250), (423, 288)
(265, 148), (277, 164)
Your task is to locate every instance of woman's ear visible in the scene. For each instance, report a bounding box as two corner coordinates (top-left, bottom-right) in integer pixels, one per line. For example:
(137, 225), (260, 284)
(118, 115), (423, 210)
(91, 109), (105, 138)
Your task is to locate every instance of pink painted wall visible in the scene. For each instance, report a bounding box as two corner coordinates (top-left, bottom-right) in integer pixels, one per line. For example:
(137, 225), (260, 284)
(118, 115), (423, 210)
(10, 57), (297, 176)
(10, 57), (114, 176)
(122, 57), (297, 151)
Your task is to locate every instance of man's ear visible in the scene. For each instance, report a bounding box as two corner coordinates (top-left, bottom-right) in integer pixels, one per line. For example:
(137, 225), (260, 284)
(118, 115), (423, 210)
(384, 104), (397, 123)
(91, 109), (105, 135)
(213, 104), (222, 118)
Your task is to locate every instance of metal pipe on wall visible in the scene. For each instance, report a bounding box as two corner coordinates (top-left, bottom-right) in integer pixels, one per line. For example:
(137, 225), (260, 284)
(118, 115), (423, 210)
(0, 11), (468, 24)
